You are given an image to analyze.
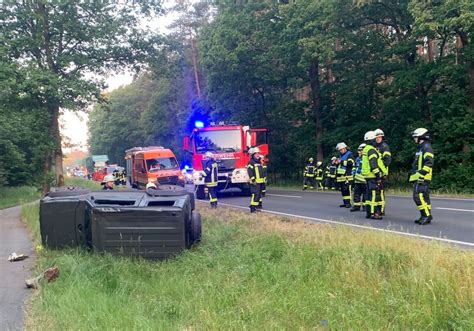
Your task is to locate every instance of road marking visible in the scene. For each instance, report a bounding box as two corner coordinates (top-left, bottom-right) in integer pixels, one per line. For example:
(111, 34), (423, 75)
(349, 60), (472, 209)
(266, 194), (302, 199)
(217, 202), (474, 248)
(435, 207), (474, 213)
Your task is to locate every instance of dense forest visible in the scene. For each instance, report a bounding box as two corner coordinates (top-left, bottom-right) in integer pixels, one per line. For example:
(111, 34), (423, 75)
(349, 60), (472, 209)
(1, 1), (473, 192)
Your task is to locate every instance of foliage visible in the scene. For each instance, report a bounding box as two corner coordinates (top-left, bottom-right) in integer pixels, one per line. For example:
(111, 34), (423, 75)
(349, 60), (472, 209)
(0, 187), (40, 210)
(22, 204), (474, 329)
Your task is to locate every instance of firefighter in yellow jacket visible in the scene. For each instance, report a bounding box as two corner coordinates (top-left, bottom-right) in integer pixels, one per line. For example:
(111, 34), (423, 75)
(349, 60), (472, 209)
(409, 128), (434, 225)
(203, 152), (218, 208)
(361, 131), (383, 219)
(247, 147), (265, 213)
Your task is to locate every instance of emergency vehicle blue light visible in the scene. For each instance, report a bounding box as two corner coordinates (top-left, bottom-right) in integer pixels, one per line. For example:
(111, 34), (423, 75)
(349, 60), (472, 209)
(184, 165), (190, 170)
(195, 120), (204, 128)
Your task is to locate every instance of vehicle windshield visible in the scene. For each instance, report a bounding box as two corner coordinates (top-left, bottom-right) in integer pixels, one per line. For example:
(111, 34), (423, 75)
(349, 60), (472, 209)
(146, 157), (179, 172)
(194, 130), (242, 153)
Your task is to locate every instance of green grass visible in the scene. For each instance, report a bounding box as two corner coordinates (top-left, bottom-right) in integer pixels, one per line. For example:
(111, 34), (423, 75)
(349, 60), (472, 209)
(64, 177), (102, 190)
(0, 186), (40, 209)
(23, 204), (474, 330)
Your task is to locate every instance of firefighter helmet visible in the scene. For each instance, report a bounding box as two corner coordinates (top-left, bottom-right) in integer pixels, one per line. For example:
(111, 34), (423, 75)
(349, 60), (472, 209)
(358, 143), (367, 151)
(374, 129), (385, 137)
(204, 151), (214, 158)
(336, 142), (347, 151)
(104, 175), (115, 182)
(364, 131), (377, 141)
(146, 182), (157, 189)
(309, 157), (314, 162)
(316, 161), (322, 166)
(412, 128), (429, 140)
(248, 147), (260, 155)
(331, 156), (337, 161)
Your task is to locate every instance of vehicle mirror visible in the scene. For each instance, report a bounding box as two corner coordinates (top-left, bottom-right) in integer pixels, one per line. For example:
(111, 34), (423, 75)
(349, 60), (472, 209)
(183, 136), (189, 151)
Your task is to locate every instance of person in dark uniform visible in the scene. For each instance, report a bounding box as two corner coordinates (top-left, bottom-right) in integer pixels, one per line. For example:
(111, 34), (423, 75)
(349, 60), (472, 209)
(260, 154), (268, 198)
(203, 152), (218, 208)
(375, 129), (391, 215)
(102, 175), (115, 190)
(324, 157), (338, 190)
(247, 147), (265, 213)
(409, 128), (434, 225)
(351, 143), (367, 212)
(335, 142), (355, 208)
(361, 131), (383, 219)
(315, 161), (324, 190)
(303, 157), (316, 190)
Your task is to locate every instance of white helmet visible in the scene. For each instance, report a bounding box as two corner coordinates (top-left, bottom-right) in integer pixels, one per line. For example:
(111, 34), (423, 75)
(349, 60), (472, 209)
(336, 142), (347, 151)
(146, 182), (157, 189)
(309, 157), (314, 162)
(364, 131), (377, 141)
(412, 128), (429, 138)
(316, 161), (322, 166)
(331, 156), (337, 161)
(204, 151), (213, 158)
(374, 129), (385, 137)
(358, 143), (367, 151)
(104, 175), (115, 182)
(248, 147), (260, 155)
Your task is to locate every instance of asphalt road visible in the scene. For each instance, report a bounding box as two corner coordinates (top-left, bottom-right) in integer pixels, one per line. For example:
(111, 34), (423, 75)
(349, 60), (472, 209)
(198, 187), (474, 248)
(0, 205), (35, 331)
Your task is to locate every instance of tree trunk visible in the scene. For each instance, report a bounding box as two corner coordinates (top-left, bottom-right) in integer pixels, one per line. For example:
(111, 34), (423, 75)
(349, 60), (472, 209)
(190, 37), (202, 98)
(309, 58), (324, 162)
(50, 106), (64, 187)
(41, 150), (52, 196)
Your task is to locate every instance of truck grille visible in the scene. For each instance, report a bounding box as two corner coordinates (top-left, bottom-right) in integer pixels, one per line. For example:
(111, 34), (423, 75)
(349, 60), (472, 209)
(157, 176), (179, 185)
(202, 159), (236, 172)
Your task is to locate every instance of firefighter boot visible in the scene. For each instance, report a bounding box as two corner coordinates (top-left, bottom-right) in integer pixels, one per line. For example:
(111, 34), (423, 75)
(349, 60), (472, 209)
(350, 206), (360, 212)
(250, 206), (257, 213)
(419, 215), (433, 225)
(414, 211), (424, 224)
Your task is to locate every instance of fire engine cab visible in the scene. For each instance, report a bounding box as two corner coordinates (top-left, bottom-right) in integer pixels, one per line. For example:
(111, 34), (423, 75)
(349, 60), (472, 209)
(183, 122), (268, 199)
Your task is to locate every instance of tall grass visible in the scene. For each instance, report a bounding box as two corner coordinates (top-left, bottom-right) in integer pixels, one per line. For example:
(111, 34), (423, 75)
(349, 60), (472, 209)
(64, 177), (102, 190)
(0, 186), (40, 209)
(23, 204), (474, 330)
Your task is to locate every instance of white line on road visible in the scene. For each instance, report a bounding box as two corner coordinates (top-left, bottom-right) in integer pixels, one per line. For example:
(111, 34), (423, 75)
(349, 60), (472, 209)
(435, 207), (474, 213)
(217, 202), (474, 248)
(266, 194), (302, 198)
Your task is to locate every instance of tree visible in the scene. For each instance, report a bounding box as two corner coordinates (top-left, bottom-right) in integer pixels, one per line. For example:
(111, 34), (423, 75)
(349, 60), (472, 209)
(1, 1), (162, 193)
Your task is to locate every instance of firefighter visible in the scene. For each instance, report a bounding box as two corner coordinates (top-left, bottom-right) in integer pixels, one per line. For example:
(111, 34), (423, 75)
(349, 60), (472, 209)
(203, 151), (218, 208)
(351, 143), (367, 212)
(303, 157), (316, 190)
(247, 147), (265, 213)
(113, 168), (120, 185)
(335, 142), (355, 208)
(315, 161), (324, 190)
(361, 131), (383, 219)
(102, 175), (115, 190)
(324, 157), (338, 190)
(146, 182), (157, 190)
(409, 128), (434, 225)
(375, 129), (391, 215)
(260, 154), (267, 197)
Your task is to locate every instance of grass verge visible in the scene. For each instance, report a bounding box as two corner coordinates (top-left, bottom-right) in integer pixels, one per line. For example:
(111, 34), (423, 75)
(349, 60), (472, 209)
(64, 177), (102, 190)
(0, 186), (40, 209)
(22, 203), (473, 330)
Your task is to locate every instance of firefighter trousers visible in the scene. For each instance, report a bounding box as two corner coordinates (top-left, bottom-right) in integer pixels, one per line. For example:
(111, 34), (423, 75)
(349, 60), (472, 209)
(413, 182), (431, 217)
(207, 185), (218, 205)
(339, 180), (352, 206)
(353, 182), (367, 207)
(366, 179), (382, 217)
(378, 177), (386, 214)
(250, 183), (263, 210)
(303, 176), (315, 189)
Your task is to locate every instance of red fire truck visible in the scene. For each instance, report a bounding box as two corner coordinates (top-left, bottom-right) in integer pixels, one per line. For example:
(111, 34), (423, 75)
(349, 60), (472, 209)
(183, 122), (269, 199)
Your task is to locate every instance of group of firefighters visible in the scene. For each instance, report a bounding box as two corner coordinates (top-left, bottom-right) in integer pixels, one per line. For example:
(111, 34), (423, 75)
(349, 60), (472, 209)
(203, 147), (267, 213)
(303, 127), (434, 225)
(203, 127), (434, 225)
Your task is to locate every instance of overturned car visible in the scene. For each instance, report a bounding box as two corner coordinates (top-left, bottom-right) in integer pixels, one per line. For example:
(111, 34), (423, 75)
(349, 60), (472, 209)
(39, 186), (201, 259)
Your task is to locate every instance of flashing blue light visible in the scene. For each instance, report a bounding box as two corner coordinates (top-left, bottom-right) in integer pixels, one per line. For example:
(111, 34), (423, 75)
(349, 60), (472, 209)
(184, 165), (190, 170)
(195, 120), (205, 128)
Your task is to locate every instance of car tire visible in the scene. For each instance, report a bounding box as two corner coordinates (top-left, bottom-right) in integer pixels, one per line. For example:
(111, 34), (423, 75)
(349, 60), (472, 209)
(190, 212), (202, 244)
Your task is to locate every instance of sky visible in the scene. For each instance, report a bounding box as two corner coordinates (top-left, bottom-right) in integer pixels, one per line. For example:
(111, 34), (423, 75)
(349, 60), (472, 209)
(60, 2), (177, 154)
